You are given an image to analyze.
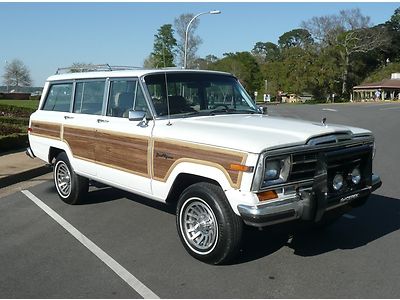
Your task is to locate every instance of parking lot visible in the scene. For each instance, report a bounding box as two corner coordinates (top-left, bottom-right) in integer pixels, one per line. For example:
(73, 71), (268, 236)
(1, 102), (400, 298)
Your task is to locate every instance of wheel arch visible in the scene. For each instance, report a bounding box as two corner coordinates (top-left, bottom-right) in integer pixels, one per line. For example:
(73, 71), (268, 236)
(165, 173), (221, 205)
(48, 146), (65, 164)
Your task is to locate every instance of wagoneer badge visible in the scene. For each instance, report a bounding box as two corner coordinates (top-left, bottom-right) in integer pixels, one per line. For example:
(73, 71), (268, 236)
(156, 152), (174, 160)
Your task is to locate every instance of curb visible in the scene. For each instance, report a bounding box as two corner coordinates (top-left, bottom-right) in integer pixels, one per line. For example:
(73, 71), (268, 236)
(0, 165), (51, 189)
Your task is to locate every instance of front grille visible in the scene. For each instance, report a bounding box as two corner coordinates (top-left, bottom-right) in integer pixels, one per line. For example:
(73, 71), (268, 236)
(289, 153), (317, 181)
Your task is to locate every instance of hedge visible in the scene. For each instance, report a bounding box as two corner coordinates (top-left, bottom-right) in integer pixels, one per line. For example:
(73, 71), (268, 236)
(0, 104), (35, 118)
(0, 133), (28, 153)
(0, 116), (28, 126)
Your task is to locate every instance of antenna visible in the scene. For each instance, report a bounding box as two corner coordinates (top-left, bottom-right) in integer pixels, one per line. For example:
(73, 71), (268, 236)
(162, 41), (172, 126)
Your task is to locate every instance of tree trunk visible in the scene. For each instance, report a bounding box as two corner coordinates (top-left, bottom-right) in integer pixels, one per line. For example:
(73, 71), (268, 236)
(341, 53), (349, 95)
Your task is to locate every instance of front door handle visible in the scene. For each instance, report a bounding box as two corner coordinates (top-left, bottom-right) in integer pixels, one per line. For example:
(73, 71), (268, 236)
(64, 115), (74, 120)
(97, 119), (109, 123)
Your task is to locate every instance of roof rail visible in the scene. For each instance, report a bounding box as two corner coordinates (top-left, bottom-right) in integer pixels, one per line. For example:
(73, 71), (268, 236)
(55, 64), (143, 74)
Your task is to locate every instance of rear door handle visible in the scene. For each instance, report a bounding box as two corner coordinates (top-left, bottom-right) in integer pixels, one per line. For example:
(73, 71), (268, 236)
(64, 115), (74, 120)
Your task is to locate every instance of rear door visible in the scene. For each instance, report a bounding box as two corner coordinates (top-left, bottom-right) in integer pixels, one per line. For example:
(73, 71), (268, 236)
(62, 79), (107, 176)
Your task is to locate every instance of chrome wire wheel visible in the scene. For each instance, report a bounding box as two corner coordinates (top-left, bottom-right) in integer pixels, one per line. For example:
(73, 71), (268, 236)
(55, 161), (71, 198)
(179, 198), (219, 255)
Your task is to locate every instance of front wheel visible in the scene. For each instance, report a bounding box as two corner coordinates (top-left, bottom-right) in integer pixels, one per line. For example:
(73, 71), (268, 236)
(176, 182), (243, 264)
(54, 152), (88, 205)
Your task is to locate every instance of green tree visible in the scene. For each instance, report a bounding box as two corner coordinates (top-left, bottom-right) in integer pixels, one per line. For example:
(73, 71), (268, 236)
(251, 42), (280, 63)
(302, 8), (389, 96)
(209, 52), (263, 95)
(194, 54), (219, 69)
(384, 7), (400, 62)
(278, 29), (313, 49)
(150, 24), (177, 68)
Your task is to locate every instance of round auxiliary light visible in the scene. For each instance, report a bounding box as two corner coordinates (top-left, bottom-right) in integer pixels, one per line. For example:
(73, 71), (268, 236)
(351, 168), (361, 185)
(333, 174), (344, 191)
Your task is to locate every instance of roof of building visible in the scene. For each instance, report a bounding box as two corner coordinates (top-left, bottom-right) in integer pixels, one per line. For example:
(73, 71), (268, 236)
(353, 78), (400, 90)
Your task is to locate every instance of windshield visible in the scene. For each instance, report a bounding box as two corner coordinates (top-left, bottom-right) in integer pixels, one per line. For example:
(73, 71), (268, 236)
(143, 72), (258, 117)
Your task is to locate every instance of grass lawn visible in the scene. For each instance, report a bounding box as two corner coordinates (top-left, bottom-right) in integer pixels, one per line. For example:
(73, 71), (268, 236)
(0, 99), (39, 110)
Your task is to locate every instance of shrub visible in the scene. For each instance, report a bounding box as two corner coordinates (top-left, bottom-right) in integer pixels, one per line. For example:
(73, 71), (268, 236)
(0, 116), (28, 126)
(0, 134), (28, 153)
(0, 104), (35, 118)
(0, 123), (26, 136)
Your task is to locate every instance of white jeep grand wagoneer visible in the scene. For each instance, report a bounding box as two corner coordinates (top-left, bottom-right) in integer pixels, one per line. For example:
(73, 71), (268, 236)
(27, 66), (381, 264)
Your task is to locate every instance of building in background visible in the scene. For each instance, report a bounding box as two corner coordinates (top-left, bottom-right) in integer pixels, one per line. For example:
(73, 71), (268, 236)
(353, 73), (400, 101)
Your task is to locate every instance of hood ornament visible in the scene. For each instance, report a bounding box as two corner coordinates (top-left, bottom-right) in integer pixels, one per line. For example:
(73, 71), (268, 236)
(322, 117), (327, 126)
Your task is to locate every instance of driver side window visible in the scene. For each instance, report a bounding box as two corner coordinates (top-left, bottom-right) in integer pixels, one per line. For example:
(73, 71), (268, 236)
(107, 80), (149, 118)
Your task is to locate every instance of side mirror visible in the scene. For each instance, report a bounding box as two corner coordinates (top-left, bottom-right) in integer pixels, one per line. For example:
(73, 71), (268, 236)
(258, 106), (268, 115)
(128, 110), (146, 121)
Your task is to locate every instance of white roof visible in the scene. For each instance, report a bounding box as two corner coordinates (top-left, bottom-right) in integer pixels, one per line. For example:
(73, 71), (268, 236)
(46, 69), (232, 82)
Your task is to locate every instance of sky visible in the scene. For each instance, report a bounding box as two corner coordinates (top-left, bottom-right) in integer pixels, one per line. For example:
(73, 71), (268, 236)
(0, 2), (399, 86)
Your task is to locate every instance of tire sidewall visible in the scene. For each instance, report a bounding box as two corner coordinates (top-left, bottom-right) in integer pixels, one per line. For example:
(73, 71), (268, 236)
(176, 183), (241, 264)
(54, 159), (72, 200)
(53, 152), (87, 205)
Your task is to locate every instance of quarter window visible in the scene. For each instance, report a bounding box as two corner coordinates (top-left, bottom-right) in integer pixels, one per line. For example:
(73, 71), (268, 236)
(73, 81), (105, 115)
(42, 83), (72, 112)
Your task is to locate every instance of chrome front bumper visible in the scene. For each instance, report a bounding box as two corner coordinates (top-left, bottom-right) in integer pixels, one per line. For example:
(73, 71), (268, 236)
(238, 174), (382, 227)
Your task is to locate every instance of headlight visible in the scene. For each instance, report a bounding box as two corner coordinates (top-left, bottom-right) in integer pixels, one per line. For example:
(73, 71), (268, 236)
(264, 156), (291, 185)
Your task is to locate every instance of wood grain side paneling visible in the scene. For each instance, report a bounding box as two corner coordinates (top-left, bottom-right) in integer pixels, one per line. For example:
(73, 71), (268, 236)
(96, 130), (149, 176)
(63, 126), (96, 161)
(31, 121), (61, 139)
(153, 140), (247, 188)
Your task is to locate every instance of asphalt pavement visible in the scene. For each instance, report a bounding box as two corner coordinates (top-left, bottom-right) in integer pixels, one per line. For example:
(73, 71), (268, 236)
(1, 102), (399, 298)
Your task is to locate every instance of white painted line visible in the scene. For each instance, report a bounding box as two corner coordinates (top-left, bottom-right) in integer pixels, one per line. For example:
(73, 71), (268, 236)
(343, 214), (356, 220)
(322, 108), (338, 112)
(21, 190), (159, 299)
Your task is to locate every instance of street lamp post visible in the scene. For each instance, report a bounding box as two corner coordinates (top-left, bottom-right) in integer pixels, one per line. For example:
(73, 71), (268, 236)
(183, 10), (221, 69)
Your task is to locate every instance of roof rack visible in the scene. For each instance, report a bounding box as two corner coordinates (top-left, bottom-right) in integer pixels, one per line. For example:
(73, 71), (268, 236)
(55, 64), (143, 74)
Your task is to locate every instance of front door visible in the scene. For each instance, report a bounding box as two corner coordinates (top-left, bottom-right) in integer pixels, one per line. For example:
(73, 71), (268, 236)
(95, 78), (153, 195)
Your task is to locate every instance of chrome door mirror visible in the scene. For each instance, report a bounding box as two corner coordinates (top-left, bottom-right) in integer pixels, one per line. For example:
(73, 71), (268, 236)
(128, 110), (146, 121)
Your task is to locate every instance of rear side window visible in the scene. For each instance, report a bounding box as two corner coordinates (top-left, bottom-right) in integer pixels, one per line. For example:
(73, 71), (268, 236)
(74, 81), (105, 115)
(42, 83), (72, 112)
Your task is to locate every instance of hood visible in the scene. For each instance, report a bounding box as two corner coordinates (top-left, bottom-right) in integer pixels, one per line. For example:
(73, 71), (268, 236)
(153, 114), (371, 154)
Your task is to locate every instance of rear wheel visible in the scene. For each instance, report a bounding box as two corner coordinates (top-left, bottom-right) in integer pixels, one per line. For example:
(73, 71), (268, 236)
(54, 152), (88, 205)
(176, 182), (243, 264)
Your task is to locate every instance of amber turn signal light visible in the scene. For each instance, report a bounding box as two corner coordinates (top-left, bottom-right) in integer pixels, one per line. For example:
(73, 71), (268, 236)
(257, 190), (278, 202)
(229, 164), (254, 172)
